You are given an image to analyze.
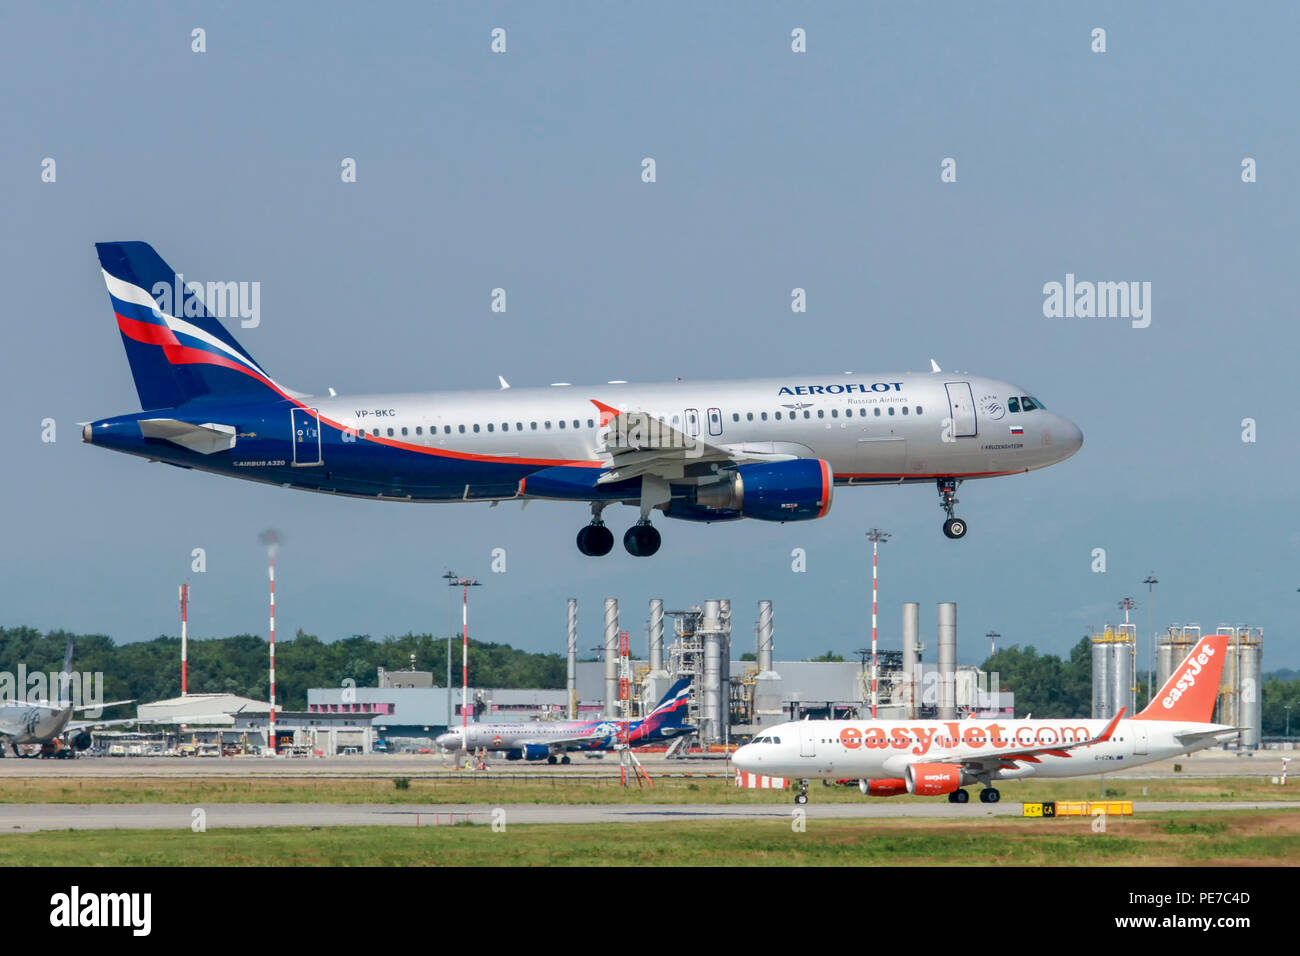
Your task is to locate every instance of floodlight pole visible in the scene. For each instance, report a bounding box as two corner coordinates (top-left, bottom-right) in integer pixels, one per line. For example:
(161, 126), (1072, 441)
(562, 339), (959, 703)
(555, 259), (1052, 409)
(866, 529), (891, 719)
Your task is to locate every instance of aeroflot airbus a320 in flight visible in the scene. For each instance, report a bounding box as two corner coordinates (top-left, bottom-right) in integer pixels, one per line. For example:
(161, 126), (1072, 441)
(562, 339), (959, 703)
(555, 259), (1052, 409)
(84, 242), (1083, 555)
(733, 633), (1237, 805)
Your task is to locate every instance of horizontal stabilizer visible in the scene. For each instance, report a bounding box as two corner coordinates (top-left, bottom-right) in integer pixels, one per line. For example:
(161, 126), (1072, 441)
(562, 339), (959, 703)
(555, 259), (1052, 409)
(139, 419), (237, 454)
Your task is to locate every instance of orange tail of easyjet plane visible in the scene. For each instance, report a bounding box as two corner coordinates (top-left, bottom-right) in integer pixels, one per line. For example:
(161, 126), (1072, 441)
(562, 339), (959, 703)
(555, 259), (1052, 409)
(1134, 633), (1229, 722)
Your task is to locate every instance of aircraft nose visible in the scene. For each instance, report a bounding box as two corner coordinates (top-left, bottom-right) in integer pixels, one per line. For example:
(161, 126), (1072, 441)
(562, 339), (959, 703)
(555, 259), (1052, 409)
(1061, 417), (1083, 457)
(436, 731), (461, 751)
(733, 744), (755, 771)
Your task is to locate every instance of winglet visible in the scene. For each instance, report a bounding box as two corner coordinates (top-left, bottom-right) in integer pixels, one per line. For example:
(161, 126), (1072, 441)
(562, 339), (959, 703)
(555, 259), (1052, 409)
(590, 399), (621, 426)
(930, 359), (942, 373)
(1093, 707), (1125, 745)
(498, 376), (511, 390)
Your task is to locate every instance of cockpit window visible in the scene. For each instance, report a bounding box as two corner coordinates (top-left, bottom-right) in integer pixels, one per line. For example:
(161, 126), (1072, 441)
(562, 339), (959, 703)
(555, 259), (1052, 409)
(1030, 396), (1045, 409)
(1020, 396), (1039, 411)
(1007, 397), (1020, 414)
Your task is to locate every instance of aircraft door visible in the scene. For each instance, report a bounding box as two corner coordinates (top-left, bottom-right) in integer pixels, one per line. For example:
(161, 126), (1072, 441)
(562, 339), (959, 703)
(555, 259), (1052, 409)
(799, 722), (816, 758)
(707, 407), (723, 436)
(944, 382), (977, 438)
(1133, 723), (1148, 756)
(291, 407), (322, 466)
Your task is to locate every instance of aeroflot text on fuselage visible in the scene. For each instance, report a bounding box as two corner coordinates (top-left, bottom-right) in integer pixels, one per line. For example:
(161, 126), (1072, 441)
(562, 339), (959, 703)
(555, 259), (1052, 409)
(778, 382), (904, 395)
(837, 722), (1092, 757)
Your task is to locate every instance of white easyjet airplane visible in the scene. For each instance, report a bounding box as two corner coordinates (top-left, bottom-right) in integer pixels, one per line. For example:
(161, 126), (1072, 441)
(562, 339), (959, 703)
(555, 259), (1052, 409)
(733, 633), (1236, 804)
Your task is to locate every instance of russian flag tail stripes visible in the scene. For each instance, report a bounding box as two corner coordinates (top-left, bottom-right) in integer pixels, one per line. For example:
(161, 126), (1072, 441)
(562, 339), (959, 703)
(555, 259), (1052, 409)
(95, 242), (288, 411)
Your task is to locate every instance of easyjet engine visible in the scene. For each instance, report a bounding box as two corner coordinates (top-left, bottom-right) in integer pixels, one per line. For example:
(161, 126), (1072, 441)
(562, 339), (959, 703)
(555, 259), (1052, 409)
(905, 763), (969, 796)
(858, 778), (908, 797)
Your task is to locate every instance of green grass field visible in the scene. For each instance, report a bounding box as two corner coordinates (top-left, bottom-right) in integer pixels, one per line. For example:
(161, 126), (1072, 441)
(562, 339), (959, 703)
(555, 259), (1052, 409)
(0, 811), (1296, 866)
(1, 774), (1294, 806)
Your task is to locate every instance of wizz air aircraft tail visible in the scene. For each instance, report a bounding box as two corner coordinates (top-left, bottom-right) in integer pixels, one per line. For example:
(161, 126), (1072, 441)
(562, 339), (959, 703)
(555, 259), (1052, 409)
(85, 242), (1084, 555)
(733, 633), (1237, 805)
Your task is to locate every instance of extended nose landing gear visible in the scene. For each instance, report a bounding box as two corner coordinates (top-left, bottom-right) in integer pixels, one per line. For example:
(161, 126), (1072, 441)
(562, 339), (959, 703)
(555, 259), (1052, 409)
(623, 521), (661, 557)
(795, 779), (809, 805)
(937, 478), (967, 539)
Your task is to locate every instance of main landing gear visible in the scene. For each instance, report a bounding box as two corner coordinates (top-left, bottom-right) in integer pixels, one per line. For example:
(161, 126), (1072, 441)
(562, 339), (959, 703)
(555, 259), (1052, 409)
(795, 779), (809, 805)
(623, 521), (661, 557)
(947, 787), (1000, 804)
(937, 478), (967, 539)
(576, 522), (614, 556)
(575, 504), (662, 557)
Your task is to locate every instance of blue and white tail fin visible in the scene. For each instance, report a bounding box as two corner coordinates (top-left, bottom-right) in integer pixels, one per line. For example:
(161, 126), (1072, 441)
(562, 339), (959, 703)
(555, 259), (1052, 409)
(96, 242), (288, 410)
(647, 677), (692, 726)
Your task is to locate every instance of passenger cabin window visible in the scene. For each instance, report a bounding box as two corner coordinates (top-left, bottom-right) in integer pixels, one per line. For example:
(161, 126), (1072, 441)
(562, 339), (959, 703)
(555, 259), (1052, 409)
(458, 425), (465, 434)
(746, 412), (754, 421)
(817, 410), (824, 418)
(559, 420), (566, 429)
(774, 411), (782, 420)
(732, 413), (740, 422)
(473, 424), (480, 433)
(831, 409), (838, 418)
(587, 419), (594, 428)
(916, 406), (923, 415)
(874, 408), (881, 417)
(888, 407), (895, 416)
(387, 428), (394, 436)
(760, 412), (768, 421)
(487, 423), (494, 432)
(530, 422), (538, 430)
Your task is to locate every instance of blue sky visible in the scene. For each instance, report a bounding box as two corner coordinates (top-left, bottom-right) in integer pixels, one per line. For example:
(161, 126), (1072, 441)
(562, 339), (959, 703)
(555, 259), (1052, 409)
(3, 3), (1297, 672)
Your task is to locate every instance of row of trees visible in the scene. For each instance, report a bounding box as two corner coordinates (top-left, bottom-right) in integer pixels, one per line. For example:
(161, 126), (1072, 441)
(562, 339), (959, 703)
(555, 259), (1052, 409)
(0, 626), (566, 712)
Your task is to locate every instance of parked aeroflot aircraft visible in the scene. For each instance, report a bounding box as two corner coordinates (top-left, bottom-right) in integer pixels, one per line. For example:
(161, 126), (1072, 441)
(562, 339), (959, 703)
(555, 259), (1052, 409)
(435, 677), (693, 762)
(733, 633), (1236, 804)
(85, 242), (1083, 555)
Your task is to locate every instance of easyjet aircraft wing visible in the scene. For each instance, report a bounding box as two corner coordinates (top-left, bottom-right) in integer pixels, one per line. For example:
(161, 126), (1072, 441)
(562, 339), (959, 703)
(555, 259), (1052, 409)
(924, 709), (1124, 775)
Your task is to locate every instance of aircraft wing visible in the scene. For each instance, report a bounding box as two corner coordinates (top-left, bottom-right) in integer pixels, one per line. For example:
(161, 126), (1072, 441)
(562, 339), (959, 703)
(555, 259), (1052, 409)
(928, 710), (1125, 775)
(67, 717), (142, 732)
(594, 402), (793, 484)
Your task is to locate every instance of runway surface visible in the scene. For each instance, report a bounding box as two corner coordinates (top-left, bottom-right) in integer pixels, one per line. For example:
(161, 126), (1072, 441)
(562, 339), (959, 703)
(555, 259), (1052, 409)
(1, 800), (1297, 833)
(0, 749), (1293, 779)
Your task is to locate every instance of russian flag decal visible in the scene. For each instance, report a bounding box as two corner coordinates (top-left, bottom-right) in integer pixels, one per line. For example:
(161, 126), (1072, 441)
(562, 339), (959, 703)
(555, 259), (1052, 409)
(1010, 426), (1025, 435)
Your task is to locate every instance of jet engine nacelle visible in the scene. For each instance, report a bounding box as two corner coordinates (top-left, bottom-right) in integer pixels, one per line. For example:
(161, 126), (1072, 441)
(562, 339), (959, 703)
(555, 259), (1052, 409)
(859, 778), (908, 797)
(522, 744), (551, 761)
(905, 763), (967, 796)
(73, 731), (93, 751)
(690, 459), (832, 522)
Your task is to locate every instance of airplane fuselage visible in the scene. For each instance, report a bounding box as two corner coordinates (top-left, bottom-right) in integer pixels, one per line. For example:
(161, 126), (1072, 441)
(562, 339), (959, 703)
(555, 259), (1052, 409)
(734, 716), (1233, 783)
(85, 373), (1082, 505)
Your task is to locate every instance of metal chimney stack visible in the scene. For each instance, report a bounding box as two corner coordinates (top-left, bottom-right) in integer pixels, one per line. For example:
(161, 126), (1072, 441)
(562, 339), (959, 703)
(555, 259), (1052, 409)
(754, 600), (782, 728)
(566, 598), (578, 719)
(902, 602), (919, 719)
(604, 598), (619, 717)
(937, 602), (957, 720)
(649, 599), (665, 673)
(756, 600), (774, 673)
(700, 600), (723, 744)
